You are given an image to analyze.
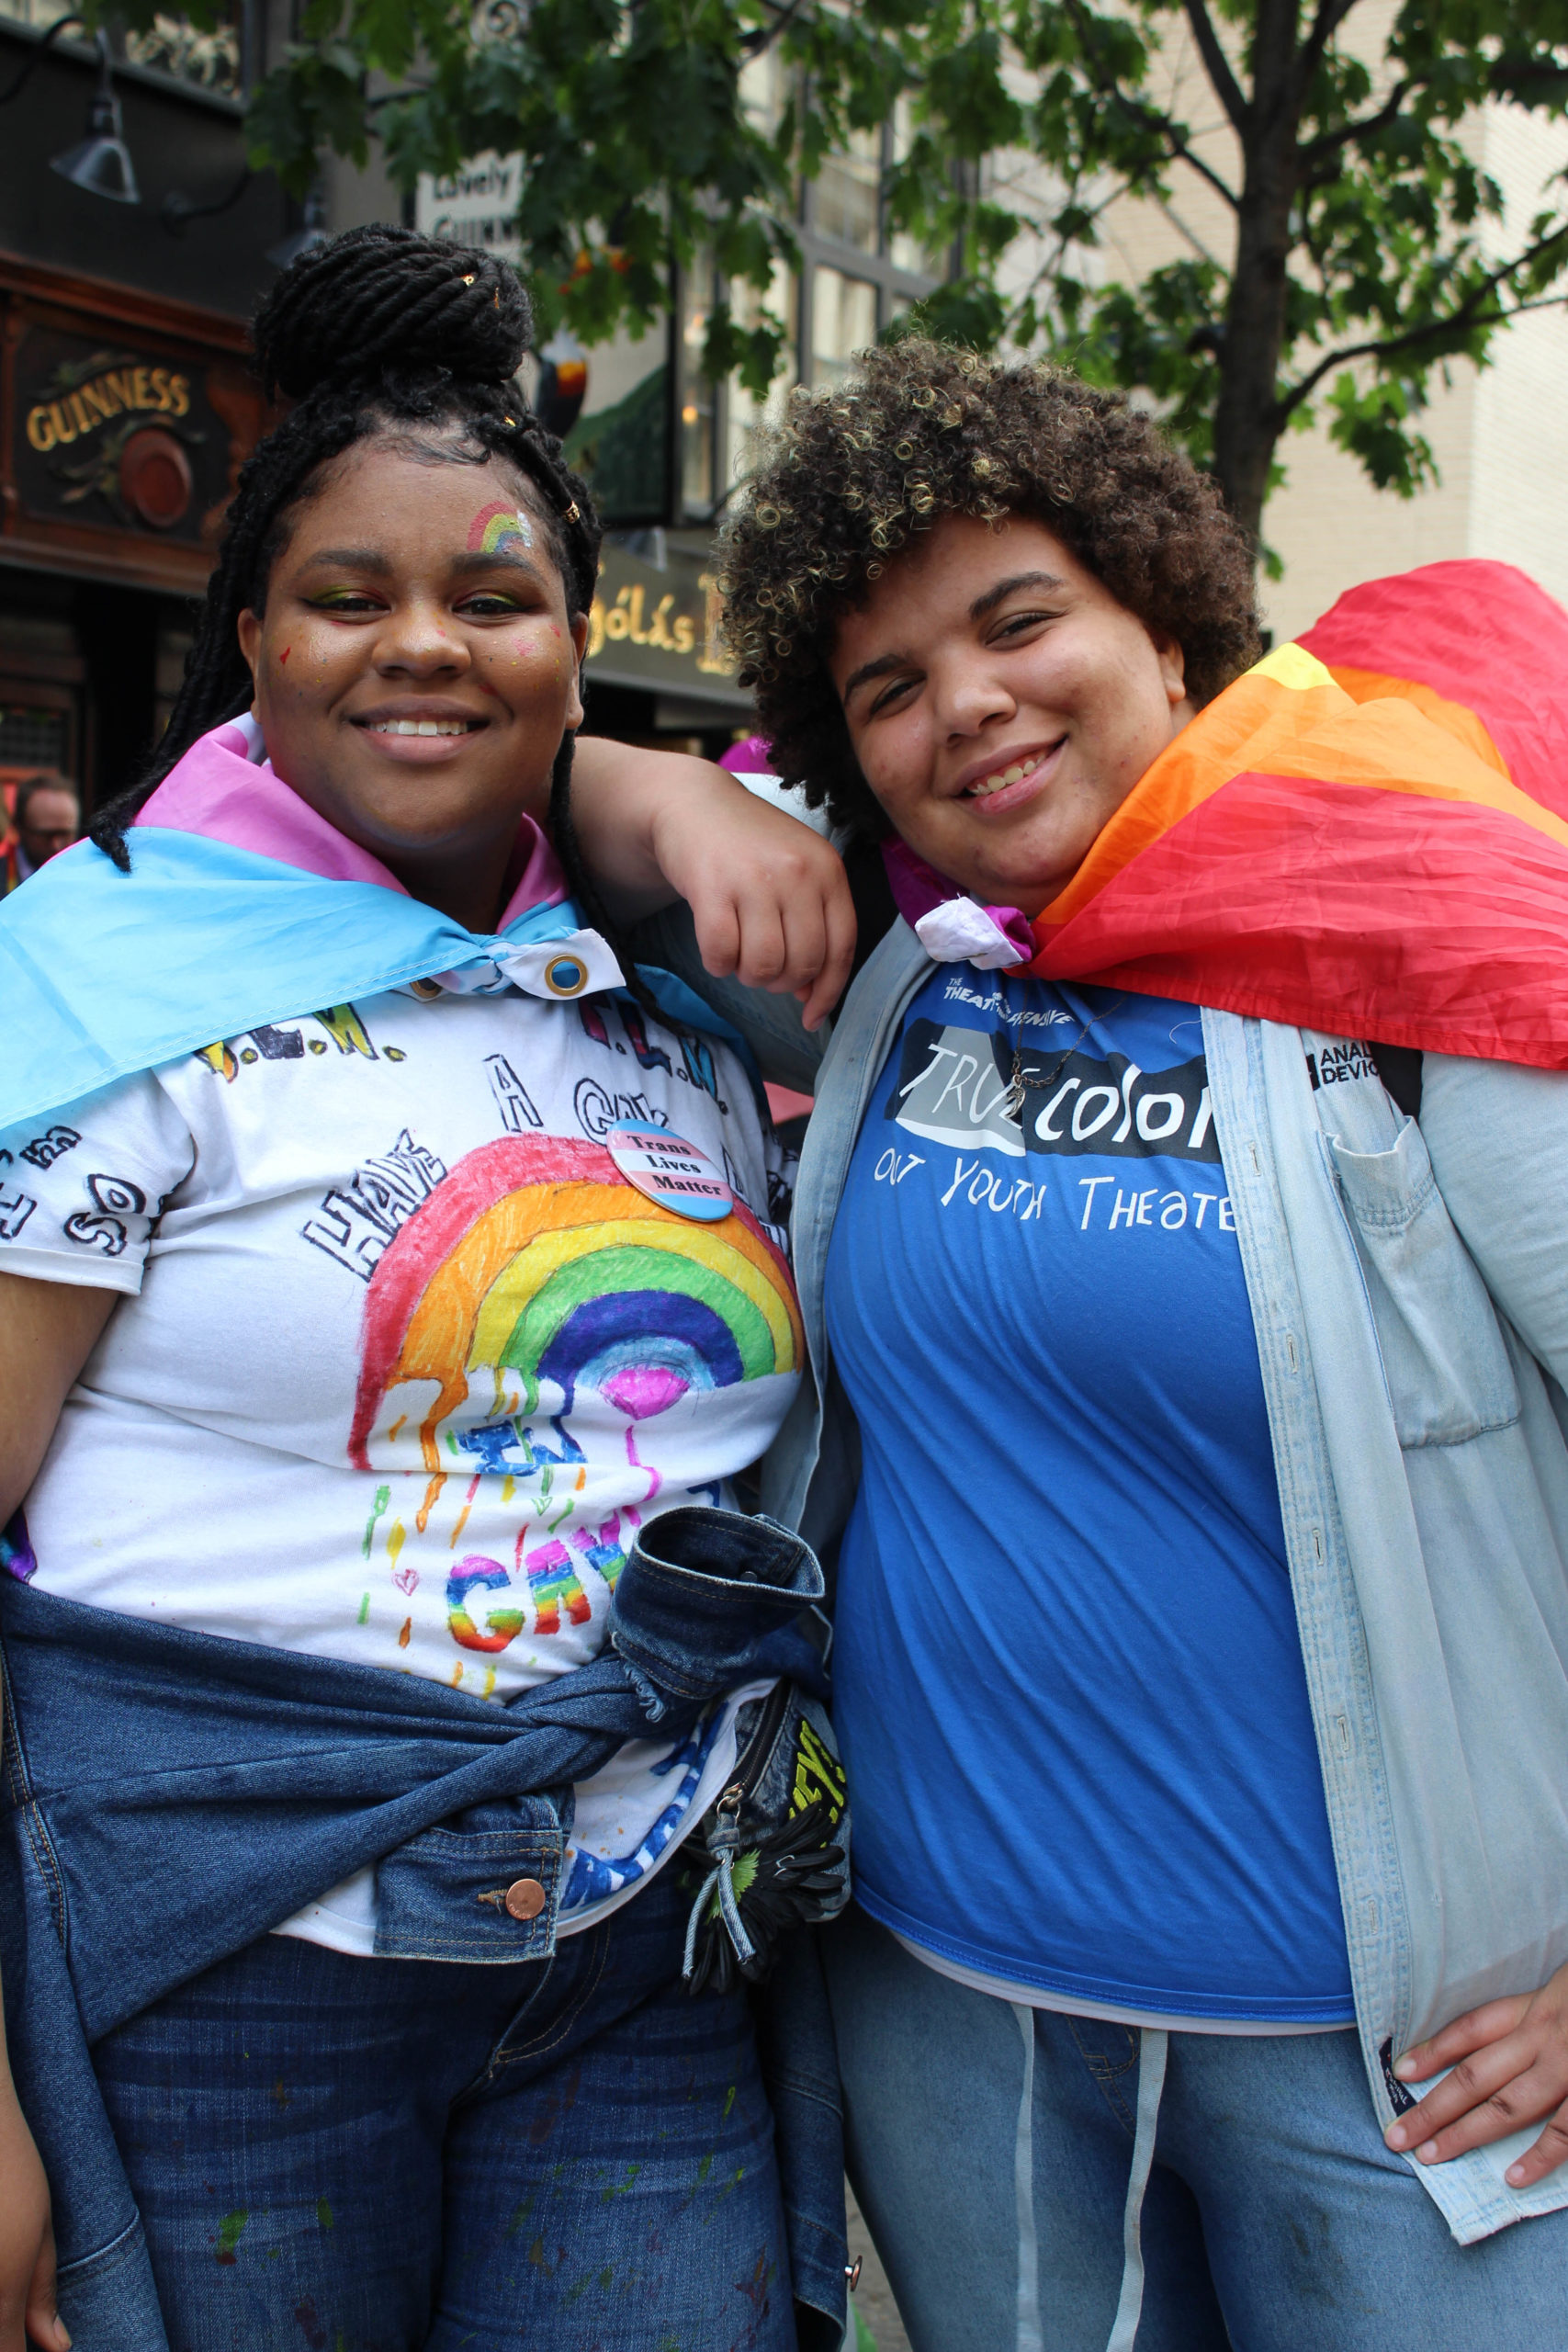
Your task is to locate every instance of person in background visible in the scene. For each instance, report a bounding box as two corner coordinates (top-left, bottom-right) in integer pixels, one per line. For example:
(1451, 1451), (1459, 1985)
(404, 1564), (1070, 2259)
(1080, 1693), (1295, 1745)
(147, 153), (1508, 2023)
(3, 774), (78, 892)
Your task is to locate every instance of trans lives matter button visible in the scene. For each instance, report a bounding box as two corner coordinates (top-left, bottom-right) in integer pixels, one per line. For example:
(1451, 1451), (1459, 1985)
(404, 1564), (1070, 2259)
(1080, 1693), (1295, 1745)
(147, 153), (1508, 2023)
(607, 1123), (732, 1222)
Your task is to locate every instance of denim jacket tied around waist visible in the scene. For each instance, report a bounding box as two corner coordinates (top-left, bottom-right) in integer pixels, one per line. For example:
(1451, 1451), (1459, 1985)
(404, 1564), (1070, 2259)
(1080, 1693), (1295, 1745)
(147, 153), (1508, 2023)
(633, 899), (1568, 2251)
(0, 1506), (851, 2350)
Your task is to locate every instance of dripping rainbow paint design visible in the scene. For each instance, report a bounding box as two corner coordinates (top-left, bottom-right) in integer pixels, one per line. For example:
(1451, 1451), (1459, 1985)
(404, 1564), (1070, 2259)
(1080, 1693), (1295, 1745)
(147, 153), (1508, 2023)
(344, 1133), (803, 1656)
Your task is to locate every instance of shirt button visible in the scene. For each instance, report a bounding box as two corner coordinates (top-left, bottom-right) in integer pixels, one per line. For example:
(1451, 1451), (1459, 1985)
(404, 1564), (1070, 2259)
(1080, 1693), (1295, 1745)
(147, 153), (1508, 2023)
(503, 1878), (547, 1922)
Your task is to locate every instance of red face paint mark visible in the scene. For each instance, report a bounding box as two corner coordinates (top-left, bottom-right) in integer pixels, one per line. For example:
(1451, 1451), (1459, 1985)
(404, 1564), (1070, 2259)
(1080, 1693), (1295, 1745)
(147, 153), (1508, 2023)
(278, 646), (290, 665)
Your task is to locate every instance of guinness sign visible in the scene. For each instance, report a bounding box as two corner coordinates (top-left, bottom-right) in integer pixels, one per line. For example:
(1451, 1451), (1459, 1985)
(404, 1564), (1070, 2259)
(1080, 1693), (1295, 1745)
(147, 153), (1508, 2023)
(15, 326), (230, 546)
(1, 255), (268, 596)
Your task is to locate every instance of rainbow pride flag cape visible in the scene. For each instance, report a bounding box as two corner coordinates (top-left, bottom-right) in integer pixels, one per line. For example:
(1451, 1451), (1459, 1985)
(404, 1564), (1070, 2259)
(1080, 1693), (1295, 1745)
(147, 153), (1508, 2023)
(1021, 559), (1568, 1068)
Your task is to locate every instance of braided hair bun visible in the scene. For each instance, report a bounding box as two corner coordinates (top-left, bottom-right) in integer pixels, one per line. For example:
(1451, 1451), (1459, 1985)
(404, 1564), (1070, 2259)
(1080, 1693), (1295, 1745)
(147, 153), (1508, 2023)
(253, 223), (533, 402)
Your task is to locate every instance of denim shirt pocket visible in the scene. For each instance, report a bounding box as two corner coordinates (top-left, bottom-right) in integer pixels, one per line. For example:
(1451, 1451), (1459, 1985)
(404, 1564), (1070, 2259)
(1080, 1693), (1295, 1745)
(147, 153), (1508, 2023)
(373, 1804), (565, 1962)
(1326, 1116), (1520, 1448)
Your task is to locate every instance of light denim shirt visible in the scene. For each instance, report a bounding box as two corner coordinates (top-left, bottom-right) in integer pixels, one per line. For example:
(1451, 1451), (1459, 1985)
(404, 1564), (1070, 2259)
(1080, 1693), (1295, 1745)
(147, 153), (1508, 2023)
(637, 900), (1568, 2245)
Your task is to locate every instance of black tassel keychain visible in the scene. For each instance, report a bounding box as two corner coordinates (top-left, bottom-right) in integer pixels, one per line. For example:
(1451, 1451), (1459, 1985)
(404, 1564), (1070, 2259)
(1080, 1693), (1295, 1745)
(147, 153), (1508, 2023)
(682, 1682), (850, 1995)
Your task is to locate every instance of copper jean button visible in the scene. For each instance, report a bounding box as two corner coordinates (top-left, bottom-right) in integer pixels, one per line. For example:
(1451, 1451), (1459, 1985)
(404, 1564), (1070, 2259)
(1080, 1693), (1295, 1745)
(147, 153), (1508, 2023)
(503, 1877), (547, 1922)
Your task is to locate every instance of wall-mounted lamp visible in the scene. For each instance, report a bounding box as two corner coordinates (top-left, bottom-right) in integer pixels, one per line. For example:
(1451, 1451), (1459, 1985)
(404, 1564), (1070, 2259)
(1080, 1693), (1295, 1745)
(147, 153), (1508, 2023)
(51, 30), (140, 204)
(0, 16), (141, 206)
(266, 182), (328, 270)
(163, 164), (250, 236)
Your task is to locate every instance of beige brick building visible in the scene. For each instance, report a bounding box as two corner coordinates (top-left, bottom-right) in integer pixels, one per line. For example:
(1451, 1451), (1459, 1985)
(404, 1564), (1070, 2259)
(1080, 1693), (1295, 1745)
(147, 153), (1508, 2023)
(991, 11), (1568, 642)
(1260, 103), (1568, 641)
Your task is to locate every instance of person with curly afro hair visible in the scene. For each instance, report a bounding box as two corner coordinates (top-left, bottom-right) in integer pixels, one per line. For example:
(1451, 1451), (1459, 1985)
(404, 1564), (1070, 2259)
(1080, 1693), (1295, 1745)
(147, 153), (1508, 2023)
(604, 335), (1568, 2350)
(718, 338), (1259, 847)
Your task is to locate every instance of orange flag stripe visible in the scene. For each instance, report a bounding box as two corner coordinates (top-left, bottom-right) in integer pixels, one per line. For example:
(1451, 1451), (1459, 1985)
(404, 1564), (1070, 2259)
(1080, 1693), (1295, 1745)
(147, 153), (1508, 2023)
(1039, 647), (1568, 931)
(1325, 664), (1511, 778)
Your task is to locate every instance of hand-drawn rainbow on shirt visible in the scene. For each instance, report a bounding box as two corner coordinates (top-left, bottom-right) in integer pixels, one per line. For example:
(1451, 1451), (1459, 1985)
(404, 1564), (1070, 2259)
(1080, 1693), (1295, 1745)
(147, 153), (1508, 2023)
(349, 1129), (801, 1471)
(349, 1134), (801, 1655)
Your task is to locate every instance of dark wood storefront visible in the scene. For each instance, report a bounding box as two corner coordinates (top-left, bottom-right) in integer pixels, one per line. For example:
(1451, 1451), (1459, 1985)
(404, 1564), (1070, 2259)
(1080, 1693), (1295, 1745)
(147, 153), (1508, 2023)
(0, 250), (271, 814)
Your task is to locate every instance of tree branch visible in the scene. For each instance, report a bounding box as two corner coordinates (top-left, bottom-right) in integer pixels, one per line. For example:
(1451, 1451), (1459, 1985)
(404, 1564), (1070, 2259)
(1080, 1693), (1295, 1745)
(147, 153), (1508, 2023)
(742, 0), (811, 59)
(1165, 129), (1242, 209)
(1297, 73), (1415, 167)
(1276, 231), (1568, 420)
(1291, 0), (1359, 109)
(1181, 0), (1248, 134)
(1061, 0), (1240, 208)
(1008, 174), (1140, 302)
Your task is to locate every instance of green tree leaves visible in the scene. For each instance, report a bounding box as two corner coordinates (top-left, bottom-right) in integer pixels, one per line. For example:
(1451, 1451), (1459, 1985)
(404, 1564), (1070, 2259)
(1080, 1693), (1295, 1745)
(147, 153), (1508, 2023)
(894, 0), (1568, 537)
(106, 0), (1568, 539)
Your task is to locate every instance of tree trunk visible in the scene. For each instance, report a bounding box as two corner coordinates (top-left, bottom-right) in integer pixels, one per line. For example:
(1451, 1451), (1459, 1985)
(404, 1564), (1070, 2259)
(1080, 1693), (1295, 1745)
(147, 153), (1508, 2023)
(1211, 0), (1302, 548)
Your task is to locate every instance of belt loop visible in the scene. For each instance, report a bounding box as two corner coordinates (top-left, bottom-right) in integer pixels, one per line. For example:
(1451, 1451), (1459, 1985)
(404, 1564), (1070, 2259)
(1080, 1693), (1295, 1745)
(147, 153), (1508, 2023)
(1105, 2026), (1168, 2352)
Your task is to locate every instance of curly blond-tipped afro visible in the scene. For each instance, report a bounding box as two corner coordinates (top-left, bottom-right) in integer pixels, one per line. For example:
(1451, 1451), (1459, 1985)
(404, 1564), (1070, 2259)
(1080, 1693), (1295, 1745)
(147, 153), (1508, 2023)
(717, 339), (1261, 842)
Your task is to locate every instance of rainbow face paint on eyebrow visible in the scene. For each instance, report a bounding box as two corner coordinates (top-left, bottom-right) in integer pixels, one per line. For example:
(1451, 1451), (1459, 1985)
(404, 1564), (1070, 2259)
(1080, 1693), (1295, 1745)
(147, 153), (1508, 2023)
(468, 500), (535, 556)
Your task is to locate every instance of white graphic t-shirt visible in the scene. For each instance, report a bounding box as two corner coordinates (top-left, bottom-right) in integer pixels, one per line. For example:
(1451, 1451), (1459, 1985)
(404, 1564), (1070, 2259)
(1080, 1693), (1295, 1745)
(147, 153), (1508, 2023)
(1, 981), (802, 1951)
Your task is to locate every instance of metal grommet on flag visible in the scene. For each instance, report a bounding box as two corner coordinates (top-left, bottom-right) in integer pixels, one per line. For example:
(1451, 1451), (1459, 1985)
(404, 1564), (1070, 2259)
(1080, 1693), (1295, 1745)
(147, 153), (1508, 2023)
(542, 952), (591, 997)
(404, 926), (625, 1003)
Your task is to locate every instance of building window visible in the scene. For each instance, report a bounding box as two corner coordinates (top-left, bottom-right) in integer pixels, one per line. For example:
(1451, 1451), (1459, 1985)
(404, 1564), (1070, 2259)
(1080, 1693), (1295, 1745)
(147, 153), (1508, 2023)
(679, 254), (718, 515)
(0, 700), (70, 768)
(676, 100), (947, 517)
(813, 127), (880, 255)
(0, 0), (243, 96)
(809, 265), (877, 387)
(723, 260), (795, 498)
(122, 12), (241, 96)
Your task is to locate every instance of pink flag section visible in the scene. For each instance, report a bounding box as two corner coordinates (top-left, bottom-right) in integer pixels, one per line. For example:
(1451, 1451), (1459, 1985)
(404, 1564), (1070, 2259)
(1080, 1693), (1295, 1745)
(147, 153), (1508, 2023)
(136, 716), (568, 925)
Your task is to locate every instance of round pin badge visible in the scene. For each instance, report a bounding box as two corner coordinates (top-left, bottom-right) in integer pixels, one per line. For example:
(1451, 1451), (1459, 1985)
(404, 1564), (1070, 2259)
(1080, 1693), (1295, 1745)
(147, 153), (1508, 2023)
(607, 1123), (733, 1221)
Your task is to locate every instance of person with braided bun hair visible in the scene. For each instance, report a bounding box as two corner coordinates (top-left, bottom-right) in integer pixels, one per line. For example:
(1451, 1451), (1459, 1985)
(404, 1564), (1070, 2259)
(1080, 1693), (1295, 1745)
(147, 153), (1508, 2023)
(0, 227), (858, 2352)
(85, 225), (853, 1027)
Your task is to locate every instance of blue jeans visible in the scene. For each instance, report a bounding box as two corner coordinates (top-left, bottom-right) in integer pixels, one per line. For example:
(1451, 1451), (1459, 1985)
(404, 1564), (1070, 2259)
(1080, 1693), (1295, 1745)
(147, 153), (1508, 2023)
(826, 1905), (1568, 2351)
(90, 1866), (795, 2351)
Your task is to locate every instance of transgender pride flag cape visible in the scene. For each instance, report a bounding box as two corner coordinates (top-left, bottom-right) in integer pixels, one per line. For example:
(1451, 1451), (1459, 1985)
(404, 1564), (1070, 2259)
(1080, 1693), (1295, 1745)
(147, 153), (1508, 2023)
(1017, 559), (1568, 1068)
(0, 713), (746, 1134)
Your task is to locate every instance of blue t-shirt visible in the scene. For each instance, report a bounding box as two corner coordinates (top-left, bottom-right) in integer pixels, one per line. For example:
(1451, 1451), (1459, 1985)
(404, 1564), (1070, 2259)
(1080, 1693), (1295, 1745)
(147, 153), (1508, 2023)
(824, 969), (1354, 2023)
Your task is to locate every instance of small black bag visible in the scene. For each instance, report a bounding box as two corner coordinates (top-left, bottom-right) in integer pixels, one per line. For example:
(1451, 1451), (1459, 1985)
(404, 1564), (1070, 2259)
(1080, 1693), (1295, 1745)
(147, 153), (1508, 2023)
(682, 1678), (850, 1996)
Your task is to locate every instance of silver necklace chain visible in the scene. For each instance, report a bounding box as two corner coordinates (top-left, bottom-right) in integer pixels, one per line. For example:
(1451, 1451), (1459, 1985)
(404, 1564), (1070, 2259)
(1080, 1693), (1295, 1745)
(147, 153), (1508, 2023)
(999, 982), (1125, 1123)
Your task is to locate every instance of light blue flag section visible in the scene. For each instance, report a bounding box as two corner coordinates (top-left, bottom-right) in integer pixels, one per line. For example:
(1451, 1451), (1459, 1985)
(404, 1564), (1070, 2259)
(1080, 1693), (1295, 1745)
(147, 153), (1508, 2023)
(0, 828), (755, 1134)
(2, 827), (761, 1134)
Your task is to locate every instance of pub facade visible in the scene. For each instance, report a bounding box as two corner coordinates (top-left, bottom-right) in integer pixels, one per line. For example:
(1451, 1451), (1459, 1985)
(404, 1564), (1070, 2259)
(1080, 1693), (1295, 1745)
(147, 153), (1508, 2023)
(0, 5), (287, 816)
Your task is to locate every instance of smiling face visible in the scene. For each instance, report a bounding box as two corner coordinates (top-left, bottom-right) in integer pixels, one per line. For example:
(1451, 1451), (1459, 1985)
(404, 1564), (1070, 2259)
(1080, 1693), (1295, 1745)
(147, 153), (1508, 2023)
(237, 439), (587, 930)
(829, 513), (1194, 919)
